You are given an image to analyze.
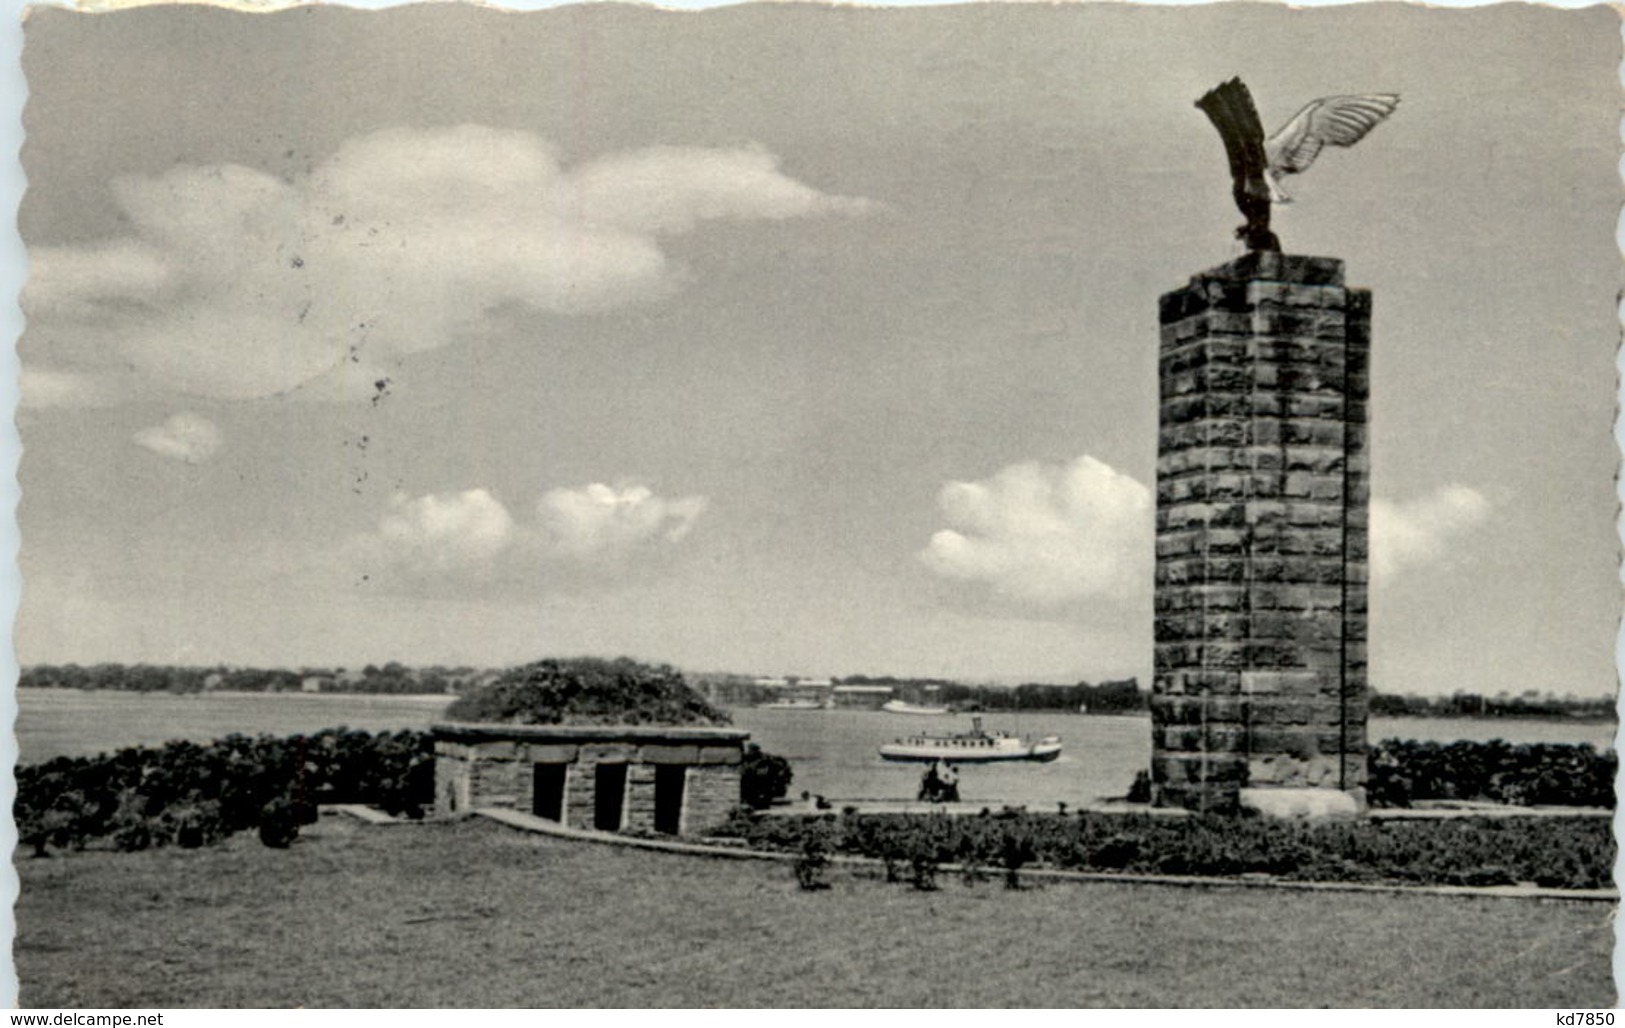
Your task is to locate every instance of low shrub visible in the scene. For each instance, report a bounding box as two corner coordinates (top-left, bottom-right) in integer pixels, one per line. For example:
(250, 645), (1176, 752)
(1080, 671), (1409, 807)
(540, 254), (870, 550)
(741, 744), (794, 811)
(908, 848), (939, 891)
(793, 817), (835, 891)
(1126, 771), (1152, 804)
(1367, 738), (1615, 809)
(16, 727), (436, 856)
(257, 798), (303, 849)
(994, 808), (1038, 889)
(167, 801), (225, 849)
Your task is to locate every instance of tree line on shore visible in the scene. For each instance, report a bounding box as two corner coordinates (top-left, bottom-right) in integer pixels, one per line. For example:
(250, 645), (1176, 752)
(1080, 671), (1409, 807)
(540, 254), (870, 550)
(837, 675), (1146, 714)
(19, 661), (1616, 721)
(18, 661), (490, 695)
(1368, 690), (1614, 721)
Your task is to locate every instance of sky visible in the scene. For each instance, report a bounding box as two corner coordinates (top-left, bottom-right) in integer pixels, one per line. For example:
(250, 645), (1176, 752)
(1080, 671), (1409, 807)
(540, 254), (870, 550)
(11, 2), (1620, 695)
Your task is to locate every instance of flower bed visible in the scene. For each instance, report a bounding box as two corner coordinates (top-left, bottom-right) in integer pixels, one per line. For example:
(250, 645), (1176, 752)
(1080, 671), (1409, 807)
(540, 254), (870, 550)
(715, 808), (1615, 890)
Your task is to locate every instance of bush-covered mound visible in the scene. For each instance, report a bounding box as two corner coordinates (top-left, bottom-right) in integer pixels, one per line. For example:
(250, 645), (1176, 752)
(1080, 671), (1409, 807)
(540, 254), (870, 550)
(16, 728), (434, 856)
(717, 808), (1615, 891)
(740, 743), (793, 810)
(1367, 738), (1615, 809)
(442, 656), (730, 727)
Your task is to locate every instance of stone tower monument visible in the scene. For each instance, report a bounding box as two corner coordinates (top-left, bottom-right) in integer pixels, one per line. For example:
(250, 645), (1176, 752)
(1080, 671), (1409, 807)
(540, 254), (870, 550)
(1147, 78), (1395, 813)
(1150, 251), (1370, 813)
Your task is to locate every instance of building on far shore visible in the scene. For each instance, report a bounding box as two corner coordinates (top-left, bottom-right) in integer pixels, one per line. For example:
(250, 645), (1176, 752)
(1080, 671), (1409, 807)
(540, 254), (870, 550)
(831, 684), (893, 710)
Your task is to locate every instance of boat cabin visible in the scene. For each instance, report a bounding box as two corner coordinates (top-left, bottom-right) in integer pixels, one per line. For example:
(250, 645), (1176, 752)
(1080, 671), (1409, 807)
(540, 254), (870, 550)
(900, 732), (1004, 749)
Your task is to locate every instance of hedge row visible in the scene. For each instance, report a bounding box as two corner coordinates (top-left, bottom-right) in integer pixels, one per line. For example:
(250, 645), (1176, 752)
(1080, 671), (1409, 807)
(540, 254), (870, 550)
(1367, 738), (1615, 809)
(717, 808), (1616, 891)
(16, 728), (435, 856)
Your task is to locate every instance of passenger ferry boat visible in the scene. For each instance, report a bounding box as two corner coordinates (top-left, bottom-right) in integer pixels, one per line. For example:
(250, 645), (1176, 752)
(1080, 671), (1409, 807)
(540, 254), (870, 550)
(881, 699), (951, 716)
(878, 717), (1062, 764)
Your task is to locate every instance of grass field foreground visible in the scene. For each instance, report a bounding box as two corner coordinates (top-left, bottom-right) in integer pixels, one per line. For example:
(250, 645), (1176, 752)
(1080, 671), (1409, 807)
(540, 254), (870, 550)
(15, 815), (1616, 1007)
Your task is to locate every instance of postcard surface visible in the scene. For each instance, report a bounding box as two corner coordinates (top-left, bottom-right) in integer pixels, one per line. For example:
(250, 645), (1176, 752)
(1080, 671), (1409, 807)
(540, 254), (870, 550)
(11, 1), (1619, 1008)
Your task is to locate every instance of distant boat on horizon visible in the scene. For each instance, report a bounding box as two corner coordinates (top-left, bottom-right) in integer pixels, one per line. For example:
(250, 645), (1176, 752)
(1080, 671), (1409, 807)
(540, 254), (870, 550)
(881, 699), (951, 716)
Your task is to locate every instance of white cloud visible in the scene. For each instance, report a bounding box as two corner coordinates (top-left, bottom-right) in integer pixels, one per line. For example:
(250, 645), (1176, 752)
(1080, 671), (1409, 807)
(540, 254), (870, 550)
(921, 461), (1486, 602)
(25, 242), (170, 318)
(132, 412), (223, 464)
(920, 456), (1152, 605)
(360, 481), (707, 582)
(24, 127), (878, 402)
(531, 483), (708, 560)
(376, 489), (516, 575)
(20, 368), (124, 409)
(564, 145), (879, 235)
(1370, 484), (1490, 582)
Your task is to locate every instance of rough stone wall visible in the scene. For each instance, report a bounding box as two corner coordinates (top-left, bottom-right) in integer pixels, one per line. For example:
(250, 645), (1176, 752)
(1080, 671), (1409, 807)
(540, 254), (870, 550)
(684, 765), (742, 834)
(436, 742), (524, 812)
(1152, 252), (1370, 812)
(565, 762), (598, 828)
(626, 764), (659, 831)
(434, 747), (470, 814)
(476, 748), (526, 810)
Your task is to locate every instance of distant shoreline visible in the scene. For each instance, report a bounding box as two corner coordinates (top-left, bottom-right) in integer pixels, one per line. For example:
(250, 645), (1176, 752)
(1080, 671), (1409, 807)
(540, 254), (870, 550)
(17, 684), (1618, 726)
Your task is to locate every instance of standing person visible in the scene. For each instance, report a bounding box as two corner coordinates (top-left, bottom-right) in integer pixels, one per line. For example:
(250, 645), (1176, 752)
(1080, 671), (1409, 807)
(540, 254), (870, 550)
(919, 760), (942, 802)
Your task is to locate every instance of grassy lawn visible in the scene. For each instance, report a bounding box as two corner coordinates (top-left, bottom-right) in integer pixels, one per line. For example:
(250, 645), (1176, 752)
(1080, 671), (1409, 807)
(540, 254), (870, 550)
(15, 814), (1615, 1007)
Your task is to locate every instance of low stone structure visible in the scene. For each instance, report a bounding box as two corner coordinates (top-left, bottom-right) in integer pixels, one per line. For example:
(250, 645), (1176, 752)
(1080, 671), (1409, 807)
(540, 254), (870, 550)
(433, 722), (750, 836)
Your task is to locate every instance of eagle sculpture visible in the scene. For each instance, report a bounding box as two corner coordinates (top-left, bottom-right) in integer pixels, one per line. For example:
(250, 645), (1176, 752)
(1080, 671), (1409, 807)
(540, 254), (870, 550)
(1198, 78), (1399, 252)
(1265, 93), (1401, 203)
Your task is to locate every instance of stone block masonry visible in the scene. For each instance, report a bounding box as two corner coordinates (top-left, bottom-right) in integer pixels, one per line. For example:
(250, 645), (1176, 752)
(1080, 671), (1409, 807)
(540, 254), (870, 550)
(684, 765), (744, 837)
(432, 723), (751, 836)
(1152, 252), (1370, 813)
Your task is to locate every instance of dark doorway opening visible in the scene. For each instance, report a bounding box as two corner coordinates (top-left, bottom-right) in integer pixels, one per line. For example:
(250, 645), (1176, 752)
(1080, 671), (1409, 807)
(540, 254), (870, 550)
(653, 765), (686, 835)
(594, 763), (628, 831)
(532, 763), (567, 822)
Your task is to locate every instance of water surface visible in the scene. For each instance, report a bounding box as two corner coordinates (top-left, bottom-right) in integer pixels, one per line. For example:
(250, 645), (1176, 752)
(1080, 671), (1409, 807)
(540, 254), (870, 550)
(17, 689), (1616, 806)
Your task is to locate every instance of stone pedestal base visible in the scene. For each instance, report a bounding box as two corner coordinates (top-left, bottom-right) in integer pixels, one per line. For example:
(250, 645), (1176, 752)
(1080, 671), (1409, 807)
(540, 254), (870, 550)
(1239, 787), (1365, 820)
(1151, 252), (1372, 813)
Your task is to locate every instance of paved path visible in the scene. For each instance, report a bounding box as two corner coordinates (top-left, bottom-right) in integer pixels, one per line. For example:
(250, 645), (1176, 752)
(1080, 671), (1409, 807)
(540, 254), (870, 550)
(765, 799), (1189, 818)
(766, 798), (1613, 820)
(325, 803), (413, 825)
(1371, 803), (1613, 820)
